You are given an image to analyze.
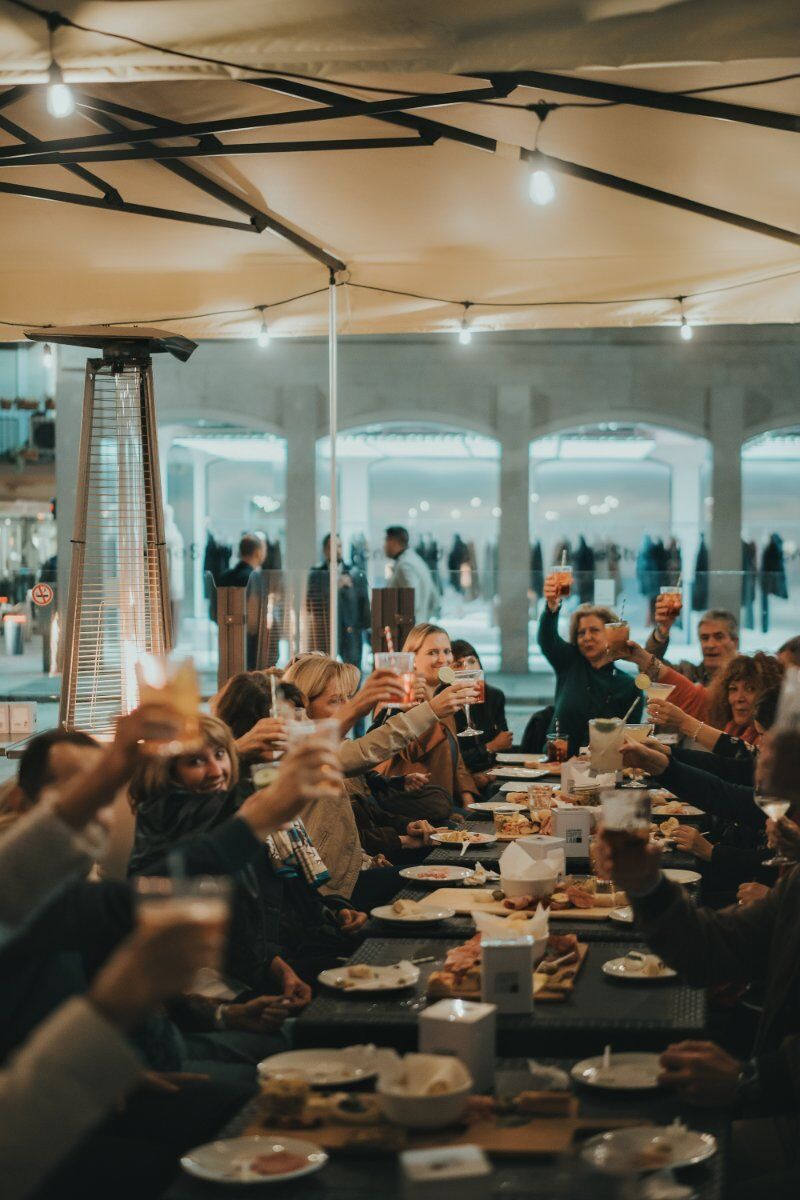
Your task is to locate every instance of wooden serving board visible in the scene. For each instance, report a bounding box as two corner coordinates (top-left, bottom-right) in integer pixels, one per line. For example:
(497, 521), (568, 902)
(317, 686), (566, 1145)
(246, 1096), (637, 1158)
(426, 943), (589, 1004)
(420, 888), (625, 921)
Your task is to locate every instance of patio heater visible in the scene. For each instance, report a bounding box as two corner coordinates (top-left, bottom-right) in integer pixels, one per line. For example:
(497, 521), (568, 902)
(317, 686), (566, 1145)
(26, 327), (196, 735)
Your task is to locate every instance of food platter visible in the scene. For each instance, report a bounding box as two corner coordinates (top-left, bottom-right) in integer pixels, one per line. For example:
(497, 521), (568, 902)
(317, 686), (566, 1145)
(580, 1126), (717, 1174)
(181, 1136), (328, 1185)
(318, 962), (421, 992)
(571, 1052), (662, 1091)
(257, 1048), (380, 1088)
(399, 865), (475, 885)
(371, 902), (456, 924)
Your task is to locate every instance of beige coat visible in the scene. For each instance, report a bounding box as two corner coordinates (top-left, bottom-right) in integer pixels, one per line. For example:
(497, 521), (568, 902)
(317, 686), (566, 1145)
(304, 702), (438, 898)
(373, 713), (477, 803)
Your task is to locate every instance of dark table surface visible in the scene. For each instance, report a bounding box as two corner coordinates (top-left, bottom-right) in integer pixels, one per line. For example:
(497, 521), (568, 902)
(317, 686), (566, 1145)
(363, 882), (644, 943)
(426, 820), (699, 872)
(165, 1057), (727, 1200)
(295, 935), (707, 1056)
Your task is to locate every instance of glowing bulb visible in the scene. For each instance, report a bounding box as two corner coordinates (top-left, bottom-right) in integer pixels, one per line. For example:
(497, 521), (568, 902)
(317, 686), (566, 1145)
(492, 506), (502, 518)
(680, 316), (693, 341)
(42, 343), (54, 370)
(419, 500), (430, 512)
(529, 492), (540, 503)
(458, 326), (472, 346)
(450, 508), (462, 519)
(545, 509), (559, 520)
(576, 494), (589, 506)
(408, 507), (418, 518)
(529, 169), (555, 206)
(257, 320), (271, 348)
(470, 497), (481, 508)
(605, 496), (619, 508)
(46, 64), (74, 119)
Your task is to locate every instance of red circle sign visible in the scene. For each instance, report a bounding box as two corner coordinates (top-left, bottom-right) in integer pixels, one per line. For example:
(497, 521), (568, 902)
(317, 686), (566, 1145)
(32, 582), (54, 607)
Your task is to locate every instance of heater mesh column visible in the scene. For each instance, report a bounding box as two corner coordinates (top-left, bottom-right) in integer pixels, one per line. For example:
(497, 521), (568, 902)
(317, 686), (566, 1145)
(60, 357), (171, 733)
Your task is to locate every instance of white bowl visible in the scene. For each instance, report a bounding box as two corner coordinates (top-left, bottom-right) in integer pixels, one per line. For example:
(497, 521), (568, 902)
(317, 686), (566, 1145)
(501, 873), (556, 899)
(377, 1079), (472, 1129)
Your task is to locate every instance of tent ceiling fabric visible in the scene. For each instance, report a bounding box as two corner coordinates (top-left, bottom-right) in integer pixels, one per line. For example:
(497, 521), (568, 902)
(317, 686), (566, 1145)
(0, 2), (798, 339)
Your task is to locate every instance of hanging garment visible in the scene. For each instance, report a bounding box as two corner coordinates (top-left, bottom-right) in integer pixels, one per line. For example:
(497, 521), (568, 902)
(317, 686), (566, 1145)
(607, 542), (623, 600)
(572, 535), (595, 604)
(666, 537), (682, 586)
(760, 533), (789, 633)
(530, 540), (544, 596)
(448, 535), (469, 592)
(692, 535), (709, 612)
(742, 540), (757, 630)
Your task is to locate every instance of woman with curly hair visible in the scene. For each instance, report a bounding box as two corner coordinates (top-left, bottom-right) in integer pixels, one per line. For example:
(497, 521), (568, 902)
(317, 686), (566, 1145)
(644, 651), (784, 753)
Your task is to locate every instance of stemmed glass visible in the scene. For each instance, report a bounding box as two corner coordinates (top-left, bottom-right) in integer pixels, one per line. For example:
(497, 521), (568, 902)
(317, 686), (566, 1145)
(453, 667), (484, 738)
(754, 791), (793, 867)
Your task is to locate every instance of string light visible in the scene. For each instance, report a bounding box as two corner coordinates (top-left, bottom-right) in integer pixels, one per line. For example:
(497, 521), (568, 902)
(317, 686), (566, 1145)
(42, 342), (54, 369)
(457, 303), (472, 345)
(255, 306), (271, 347)
(529, 106), (555, 207)
(46, 61), (74, 118)
(677, 296), (694, 341)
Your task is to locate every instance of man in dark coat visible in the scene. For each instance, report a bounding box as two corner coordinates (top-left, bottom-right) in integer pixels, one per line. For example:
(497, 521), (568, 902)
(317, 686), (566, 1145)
(306, 535), (370, 668)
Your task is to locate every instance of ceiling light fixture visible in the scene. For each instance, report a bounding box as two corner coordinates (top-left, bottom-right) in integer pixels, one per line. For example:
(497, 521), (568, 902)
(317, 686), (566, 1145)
(677, 296), (693, 341)
(255, 305), (271, 348)
(457, 302), (472, 345)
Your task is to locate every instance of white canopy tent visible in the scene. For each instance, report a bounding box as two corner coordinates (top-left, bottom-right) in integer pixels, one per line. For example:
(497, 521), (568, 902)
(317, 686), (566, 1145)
(0, 0), (798, 657)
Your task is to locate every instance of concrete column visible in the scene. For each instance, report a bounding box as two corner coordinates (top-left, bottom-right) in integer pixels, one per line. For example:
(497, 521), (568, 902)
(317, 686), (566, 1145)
(283, 386), (319, 572)
(497, 385), (532, 672)
(708, 384), (744, 615)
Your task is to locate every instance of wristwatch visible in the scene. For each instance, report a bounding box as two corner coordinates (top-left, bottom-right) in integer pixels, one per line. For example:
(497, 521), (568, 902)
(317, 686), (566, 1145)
(735, 1058), (761, 1105)
(213, 1003), (229, 1031)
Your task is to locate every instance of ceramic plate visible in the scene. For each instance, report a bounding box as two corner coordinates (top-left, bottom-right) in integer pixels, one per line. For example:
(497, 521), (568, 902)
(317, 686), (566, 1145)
(371, 903), (455, 924)
(500, 782), (560, 794)
(399, 865), (475, 884)
(318, 961), (421, 992)
(487, 766), (550, 780)
(181, 1136), (327, 1185)
(496, 753), (547, 764)
(663, 868), (702, 885)
(257, 1048), (379, 1088)
(468, 800), (526, 813)
(430, 832), (496, 846)
(571, 1052), (662, 1091)
(608, 905), (635, 924)
(603, 955), (677, 981)
(580, 1126), (717, 1174)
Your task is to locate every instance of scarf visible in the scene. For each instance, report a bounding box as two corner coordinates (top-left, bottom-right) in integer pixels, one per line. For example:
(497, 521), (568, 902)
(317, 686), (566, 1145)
(265, 820), (330, 888)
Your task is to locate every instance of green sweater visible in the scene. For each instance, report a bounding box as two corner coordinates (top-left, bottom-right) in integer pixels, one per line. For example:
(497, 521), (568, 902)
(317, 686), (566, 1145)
(537, 604), (643, 755)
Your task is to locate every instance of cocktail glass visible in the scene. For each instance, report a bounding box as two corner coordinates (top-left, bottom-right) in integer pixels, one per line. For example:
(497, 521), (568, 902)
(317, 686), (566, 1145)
(134, 875), (231, 980)
(659, 585), (683, 617)
(604, 621), (630, 657)
(453, 667), (484, 738)
(134, 654), (203, 756)
(548, 566), (573, 599)
(374, 651), (417, 712)
(588, 717), (626, 774)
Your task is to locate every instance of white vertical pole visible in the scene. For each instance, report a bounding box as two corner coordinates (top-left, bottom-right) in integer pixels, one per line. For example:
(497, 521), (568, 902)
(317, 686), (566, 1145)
(328, 273), (339, 659)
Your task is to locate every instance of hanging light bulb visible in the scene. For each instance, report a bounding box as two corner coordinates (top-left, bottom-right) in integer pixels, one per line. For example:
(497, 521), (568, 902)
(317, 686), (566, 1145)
(42, 343), (54, 370)
(257, 320), (271, 348)
(529, 169), (555, 206)
(46, 62), (75, 119)
(680, 315), (694, 342)
(458, 325), (472, 346)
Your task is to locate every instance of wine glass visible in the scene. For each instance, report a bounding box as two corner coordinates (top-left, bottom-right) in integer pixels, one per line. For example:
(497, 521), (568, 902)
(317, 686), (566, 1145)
(453, 667), (484, 738)
(754, 791), (793, 867)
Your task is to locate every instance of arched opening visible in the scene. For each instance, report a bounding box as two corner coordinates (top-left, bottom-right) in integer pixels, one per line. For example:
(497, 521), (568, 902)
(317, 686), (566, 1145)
(742, 427), (800, 645)
(162, 421), (287, 662)
(529, 422), (711, 660)
(316, 422), (502, 666)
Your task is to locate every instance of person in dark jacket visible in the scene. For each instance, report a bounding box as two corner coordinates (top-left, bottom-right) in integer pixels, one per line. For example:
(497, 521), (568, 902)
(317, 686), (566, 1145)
(213, 533), (266, 667)
(595, 822), (800, 1198)
(306, 535), (371, 667)
(128, 716), (364, 990)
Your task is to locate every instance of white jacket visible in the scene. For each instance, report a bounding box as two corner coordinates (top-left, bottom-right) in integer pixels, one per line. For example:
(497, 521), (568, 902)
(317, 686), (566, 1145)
(387, 548), (438, 622)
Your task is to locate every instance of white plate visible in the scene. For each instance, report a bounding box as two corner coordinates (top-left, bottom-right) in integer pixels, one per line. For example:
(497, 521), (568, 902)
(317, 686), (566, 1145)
(500, 781), (561, 794)
(663, 868), (702, 885)
(468, 800), (526, 813)
(496, 753), (546, 764)
(257, 1048), (379, 1088)
(603, 955), (677, 981)
(608, 905), (634, 924)
(651, 803), (703, 817)
(318, 961), (421, 992)
(399, 865), (475, 884)
(487, 766), (550, 780)
(580, 1125), (717, 1175)
(371, 903), (455, 924)
(181, 1135), (328, 1185)
(571, 1052), (662, 1091)
(430, 832), (496, 846)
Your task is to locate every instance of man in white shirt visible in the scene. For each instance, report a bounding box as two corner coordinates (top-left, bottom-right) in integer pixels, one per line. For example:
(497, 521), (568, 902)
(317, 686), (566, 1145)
(384, 526), (438, 623)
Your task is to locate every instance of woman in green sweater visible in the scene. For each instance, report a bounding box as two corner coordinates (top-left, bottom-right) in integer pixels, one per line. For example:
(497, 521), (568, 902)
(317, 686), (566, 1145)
(537, 574), (643, 756)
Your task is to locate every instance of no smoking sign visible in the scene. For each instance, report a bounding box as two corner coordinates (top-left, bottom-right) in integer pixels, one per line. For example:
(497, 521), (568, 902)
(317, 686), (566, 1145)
(32, 582), (54, 607)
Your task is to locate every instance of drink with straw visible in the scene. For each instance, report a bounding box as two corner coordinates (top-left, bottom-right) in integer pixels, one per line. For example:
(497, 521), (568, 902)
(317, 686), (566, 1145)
(374, 650), (417, 706)
(548, 549), (573, 599)
(546, 719), (569, 763)
(604, 620), (630, 657)
(588, 717), (626, 774)
(135, 653), (203, 756)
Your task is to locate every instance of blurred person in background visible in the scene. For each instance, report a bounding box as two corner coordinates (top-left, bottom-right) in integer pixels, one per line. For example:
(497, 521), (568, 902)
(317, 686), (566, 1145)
(384, 525), (438, 623)
(307, 534), (371, 669)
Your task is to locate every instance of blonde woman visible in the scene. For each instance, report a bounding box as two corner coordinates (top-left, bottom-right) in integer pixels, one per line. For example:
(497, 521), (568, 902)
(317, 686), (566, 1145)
(371, 623), (480, 810)
(282, 654), (473, 896)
